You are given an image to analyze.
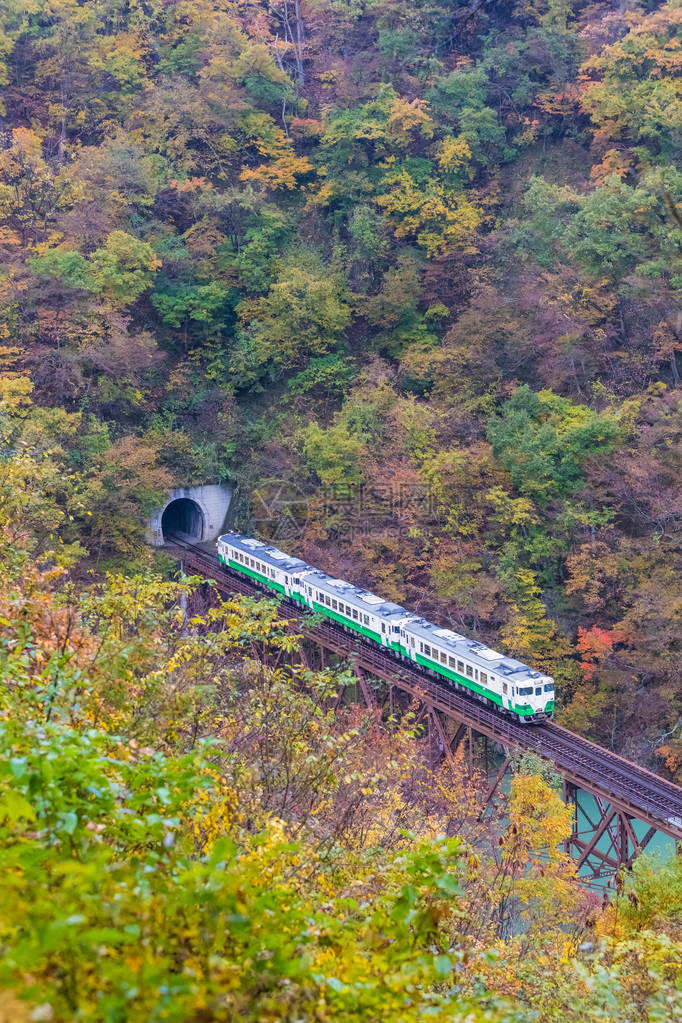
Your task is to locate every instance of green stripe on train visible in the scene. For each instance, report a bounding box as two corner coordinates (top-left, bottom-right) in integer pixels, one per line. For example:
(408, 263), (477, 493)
(311, 601), (383, 644)
(415, 653), (503, 707)
(225, 557), (286, 594)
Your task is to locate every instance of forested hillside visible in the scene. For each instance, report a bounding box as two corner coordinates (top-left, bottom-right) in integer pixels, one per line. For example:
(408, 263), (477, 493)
(3, 0), (682, 769)
(2, 1), (682, 1017)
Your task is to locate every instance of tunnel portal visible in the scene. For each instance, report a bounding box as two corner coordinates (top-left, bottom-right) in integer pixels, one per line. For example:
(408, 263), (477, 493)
(161, 497), (205, 541)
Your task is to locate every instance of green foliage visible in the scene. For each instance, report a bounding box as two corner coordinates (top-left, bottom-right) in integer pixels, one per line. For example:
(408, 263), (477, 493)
(33, 232), (161, 307)
(487, 385), (620, 505)
(302, 420), (366, 487)
(287, 353), (356, 395)
(235, 261), (352, 383)
(151, 281), (232, 331)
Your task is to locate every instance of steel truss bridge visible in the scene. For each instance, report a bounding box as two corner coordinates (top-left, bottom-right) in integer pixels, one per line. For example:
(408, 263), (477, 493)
(166, 537), (682, 885)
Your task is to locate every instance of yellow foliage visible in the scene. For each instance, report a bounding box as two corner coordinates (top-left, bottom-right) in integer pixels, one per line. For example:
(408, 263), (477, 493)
(435, 135), (472, 175)
(376, 169), (480, 256)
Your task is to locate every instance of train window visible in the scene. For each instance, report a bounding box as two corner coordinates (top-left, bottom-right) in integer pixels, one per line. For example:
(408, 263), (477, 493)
(423, 644), (431, 657)
(394, 625), (400, 634)
(440, 651), (446, 664)
(449, 656), (456, 669)
(518, 686), (533, 696)
(466, 664), (473, 678)
(535, 687), (542, 696)
(332, 599), (337, 610)
(480, 672), (487, 686)
(364, 615), (369, 625)
(544, 683), (554, 692)
(503, 682), (508, 695)
(457, 660), (464, 673)
(411, 637), (416, 647)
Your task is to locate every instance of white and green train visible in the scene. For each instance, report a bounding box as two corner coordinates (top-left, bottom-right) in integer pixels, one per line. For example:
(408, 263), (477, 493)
(217, 531), (555, 723)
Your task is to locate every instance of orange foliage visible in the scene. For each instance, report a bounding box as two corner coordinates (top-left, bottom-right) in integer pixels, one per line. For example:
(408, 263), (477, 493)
(576, 625), (628, 680)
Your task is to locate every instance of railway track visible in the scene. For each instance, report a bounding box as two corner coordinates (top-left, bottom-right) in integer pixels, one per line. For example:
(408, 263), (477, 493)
(165, 535), (682, 841)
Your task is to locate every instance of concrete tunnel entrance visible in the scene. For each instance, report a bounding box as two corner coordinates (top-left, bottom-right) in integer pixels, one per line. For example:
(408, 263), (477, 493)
(147, 485), (232, 546)
(161, 497), (205, 542)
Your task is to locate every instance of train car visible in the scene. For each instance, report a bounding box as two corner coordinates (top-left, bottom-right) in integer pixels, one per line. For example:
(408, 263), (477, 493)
(398, 617), (554, 721)
(217, 531), (555, 723)
(217, 532), (309, 599)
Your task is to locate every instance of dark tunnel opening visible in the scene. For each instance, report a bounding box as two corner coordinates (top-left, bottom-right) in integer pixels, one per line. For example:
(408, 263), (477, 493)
(162, 498), (204, 541)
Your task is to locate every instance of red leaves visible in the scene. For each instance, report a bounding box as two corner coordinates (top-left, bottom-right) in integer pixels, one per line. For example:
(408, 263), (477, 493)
(576, 625), (628, 679)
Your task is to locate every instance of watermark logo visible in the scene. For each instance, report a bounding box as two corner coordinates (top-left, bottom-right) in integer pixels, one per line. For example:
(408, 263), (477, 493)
(249, 479), (438, 541)
(250, 479), (311, 541)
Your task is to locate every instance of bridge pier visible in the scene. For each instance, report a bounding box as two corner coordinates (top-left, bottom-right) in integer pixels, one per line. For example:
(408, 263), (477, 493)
(560, 785), (660, 883)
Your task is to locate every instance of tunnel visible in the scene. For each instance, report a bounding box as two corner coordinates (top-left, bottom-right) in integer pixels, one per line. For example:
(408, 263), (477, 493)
(161, 497), (205, 542)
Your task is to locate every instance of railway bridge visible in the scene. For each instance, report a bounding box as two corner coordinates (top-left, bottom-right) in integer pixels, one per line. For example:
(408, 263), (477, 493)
(166, 537), (682, 887)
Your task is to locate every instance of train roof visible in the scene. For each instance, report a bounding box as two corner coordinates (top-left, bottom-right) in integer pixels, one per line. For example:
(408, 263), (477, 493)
(402, 617), (544, 681)
(303, 568), (408, 618)
(220, 532), (310, 573)
(220, 532), (549, 680)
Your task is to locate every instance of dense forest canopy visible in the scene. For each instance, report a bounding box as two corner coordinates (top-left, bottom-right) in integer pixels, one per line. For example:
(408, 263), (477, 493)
(2, 0), (682, 1017)
(2, 0), (682, 770)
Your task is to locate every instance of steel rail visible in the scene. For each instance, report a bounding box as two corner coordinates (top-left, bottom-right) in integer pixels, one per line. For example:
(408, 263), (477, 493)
(166, 537), (682, 841)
